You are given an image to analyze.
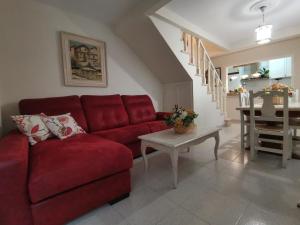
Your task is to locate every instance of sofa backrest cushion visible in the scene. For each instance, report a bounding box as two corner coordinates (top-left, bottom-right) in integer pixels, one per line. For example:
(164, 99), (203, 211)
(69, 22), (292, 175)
(122, 95), (156, 124)
(81, 95), (129, 132)
(19, 96), (88, 131)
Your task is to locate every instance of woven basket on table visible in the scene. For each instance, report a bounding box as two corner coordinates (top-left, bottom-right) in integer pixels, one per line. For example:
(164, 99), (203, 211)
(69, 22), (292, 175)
(174, 123), (196, 134)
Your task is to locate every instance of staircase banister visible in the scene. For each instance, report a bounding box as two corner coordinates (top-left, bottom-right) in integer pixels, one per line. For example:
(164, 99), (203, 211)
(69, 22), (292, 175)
(181, 31), (226, 115)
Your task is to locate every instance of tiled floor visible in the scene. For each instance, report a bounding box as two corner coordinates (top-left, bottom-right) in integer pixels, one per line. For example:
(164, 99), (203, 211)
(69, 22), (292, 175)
(68, 123), (300, 225)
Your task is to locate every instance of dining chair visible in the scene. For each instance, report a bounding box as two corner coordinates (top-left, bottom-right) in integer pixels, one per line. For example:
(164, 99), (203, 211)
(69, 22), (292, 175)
(249, 88), (293, 168)
(288, 89), (300, 152)
(239, 92), (250, 152)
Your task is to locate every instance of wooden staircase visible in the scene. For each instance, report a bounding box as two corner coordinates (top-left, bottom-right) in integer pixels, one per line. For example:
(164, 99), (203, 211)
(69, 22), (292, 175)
(181, 32), (226, 114)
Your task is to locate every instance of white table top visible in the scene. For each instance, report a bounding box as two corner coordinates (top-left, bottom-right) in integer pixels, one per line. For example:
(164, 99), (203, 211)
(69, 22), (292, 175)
(236, 102), (300, 111)
(138, 127), (220, 148)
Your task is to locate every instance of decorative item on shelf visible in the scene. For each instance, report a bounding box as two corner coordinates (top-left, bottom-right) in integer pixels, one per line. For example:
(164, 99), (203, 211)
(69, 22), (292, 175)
(228, 86), (247, 95)
(258, 67), (269, 78)
(264, 83), (294, 105)
(165, 105), (198, 134)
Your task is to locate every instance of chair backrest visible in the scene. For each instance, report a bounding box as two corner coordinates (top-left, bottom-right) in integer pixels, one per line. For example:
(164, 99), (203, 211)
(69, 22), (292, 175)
(239, 92), (250, 107)
(249, 89), (289, 132)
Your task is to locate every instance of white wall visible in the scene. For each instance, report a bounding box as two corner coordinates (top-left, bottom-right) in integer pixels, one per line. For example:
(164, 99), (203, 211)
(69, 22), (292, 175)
(151, 16), (224, 128)
(212, 38), (300, 120)
(0, 0), (163, 134)
(163, 81), (193, 112)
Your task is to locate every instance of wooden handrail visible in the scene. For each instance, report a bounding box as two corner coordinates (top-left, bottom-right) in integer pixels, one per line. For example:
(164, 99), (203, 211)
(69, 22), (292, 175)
(181, 32), (226, 114)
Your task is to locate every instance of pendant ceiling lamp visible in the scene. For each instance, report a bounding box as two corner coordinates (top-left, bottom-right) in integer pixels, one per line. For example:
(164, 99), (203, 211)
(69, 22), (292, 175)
(255, 5), (272, 45)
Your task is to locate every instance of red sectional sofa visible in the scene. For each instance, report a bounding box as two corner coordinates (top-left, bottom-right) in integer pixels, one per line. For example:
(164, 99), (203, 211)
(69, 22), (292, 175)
(0, 94), (170, 225)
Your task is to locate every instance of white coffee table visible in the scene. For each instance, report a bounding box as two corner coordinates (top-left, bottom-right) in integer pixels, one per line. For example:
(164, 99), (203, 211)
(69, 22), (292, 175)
(138, 127), (220, 188)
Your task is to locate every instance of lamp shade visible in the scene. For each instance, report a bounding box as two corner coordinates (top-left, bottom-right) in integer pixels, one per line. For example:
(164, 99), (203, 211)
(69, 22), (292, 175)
(255, 25), (272, 44)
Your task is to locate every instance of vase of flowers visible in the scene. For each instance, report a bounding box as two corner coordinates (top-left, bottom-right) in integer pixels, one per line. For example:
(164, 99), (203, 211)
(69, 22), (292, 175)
(165, 105), (198, 134)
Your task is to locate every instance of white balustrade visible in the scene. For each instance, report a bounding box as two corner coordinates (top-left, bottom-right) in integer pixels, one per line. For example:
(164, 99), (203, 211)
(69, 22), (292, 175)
(181, 32), (226, 114)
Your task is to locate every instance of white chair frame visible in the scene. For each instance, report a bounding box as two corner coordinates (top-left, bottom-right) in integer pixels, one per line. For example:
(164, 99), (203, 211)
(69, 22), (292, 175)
(249, 89), (292, 168)
(239, 92), (250, 152)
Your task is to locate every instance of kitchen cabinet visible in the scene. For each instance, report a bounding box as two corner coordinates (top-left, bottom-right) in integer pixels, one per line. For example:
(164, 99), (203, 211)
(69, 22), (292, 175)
(269, 57), (292, 79)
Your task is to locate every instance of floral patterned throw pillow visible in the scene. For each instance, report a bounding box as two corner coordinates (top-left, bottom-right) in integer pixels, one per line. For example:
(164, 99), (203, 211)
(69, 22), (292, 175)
(11, 115), (53, 145)
(41, 113), (85, 140)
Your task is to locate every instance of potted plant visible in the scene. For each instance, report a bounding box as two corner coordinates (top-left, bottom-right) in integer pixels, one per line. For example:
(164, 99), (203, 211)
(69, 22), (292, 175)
(258, 67), (270, 78)
(165, 105), (198, 134)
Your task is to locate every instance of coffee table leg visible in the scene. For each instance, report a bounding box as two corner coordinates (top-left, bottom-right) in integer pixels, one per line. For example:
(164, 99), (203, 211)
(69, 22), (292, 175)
(214, 131), (220, 160)
(170, 150), (179, 189)
(141, 142), (148, 171)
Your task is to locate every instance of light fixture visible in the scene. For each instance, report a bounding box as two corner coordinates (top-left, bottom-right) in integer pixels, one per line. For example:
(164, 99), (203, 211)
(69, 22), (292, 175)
(255, 5), (272, 45)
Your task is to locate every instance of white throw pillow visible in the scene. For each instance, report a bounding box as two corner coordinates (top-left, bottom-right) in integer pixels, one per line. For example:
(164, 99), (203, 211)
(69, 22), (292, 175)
(41, 113), (85, 140)
(11, 115), (53, 145)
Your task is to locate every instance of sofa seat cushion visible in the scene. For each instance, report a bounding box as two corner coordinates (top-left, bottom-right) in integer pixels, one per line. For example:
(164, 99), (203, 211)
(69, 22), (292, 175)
(29, 134), (132, 203)
(145, 120), (170, 133)
(81, 95), (129, 132)
(93, 123), (151, 145)
(122, 95), (156, 124)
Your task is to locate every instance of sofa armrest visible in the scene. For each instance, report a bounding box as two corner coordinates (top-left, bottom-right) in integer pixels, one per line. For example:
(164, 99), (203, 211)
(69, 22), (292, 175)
(156, 112), (172, 120)
(0, 131), (33, 225)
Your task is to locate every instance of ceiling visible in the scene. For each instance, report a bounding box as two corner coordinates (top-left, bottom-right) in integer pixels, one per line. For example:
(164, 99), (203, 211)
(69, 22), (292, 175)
(163, 0), (300, 52)
(36, 0), (142, 25)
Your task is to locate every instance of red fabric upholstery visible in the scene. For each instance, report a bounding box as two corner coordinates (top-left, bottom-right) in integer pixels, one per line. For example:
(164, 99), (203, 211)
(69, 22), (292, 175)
(145, 120), (170, 133)
(93, 123), (150, 145)
(0, 131), (33, 225)
(156, 112), (172, 120)
(81, 95), (129, 132)
(2, 94), (171, 225)
(29, 134), (132, 203)
(19, 96), (88, 131)
(122, 95), (156, 124)
(31, 171), (130, 225)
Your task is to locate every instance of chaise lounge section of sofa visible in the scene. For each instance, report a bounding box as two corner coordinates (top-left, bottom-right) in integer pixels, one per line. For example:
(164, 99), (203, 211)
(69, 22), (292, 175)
(0, 94), (170, 225)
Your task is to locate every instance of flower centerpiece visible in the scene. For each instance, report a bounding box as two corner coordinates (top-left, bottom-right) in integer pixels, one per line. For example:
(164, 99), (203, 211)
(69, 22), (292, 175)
(165, 105), (198, 134)
(264, 83), (294, 105)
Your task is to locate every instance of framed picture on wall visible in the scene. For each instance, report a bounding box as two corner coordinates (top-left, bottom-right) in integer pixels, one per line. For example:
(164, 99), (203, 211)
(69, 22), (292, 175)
(61, 32), (107, 87)
(215, 67), (221, 80)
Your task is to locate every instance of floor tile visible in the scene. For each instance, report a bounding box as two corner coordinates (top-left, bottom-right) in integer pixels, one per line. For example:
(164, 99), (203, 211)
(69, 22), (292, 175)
(124, 196), (176, 225)
(156, 207), (209, 225)
(181, 188), (249, 225)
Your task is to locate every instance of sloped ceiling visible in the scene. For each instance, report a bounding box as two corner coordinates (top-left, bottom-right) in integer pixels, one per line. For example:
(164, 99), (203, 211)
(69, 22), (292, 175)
(114, 1), (191, 83)
(35, 0), (142, 25)
(163, 0), (300, 51)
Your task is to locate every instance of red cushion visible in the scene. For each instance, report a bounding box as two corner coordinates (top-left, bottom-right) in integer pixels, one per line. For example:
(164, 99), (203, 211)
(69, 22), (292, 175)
(81, 95), (129, 132)
(93, 123), (150, 145)
(146, 120), (170, 133)
(122, 95), (156, 124)
(29, 134), (132, 203)
(19, 96), (88, 131)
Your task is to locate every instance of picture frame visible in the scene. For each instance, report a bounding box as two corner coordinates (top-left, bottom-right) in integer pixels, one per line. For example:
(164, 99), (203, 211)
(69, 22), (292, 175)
(61, 32), (107, 87)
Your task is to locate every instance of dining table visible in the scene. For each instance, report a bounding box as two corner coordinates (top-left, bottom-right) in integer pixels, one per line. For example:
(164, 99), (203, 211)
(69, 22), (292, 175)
(236, 102), (300, 152)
